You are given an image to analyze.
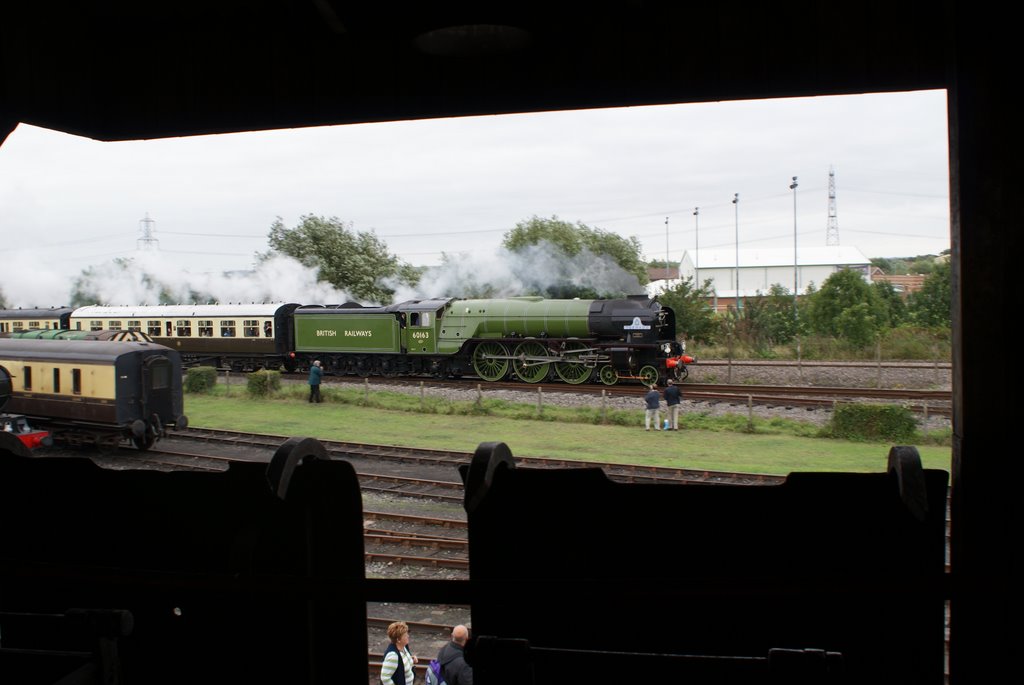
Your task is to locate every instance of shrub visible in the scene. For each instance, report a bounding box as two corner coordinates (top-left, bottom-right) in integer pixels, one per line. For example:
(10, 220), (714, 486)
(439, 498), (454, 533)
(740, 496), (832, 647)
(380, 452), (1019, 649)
(879, 326), (951, 360)
(184, 366), (218, 393)
(246, 370), (282, 398)
(825, 403), (917, 442)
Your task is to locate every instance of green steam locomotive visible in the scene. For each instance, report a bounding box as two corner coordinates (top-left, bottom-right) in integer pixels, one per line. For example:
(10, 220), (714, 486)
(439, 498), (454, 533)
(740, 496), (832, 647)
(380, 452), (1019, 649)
(292, 296), (690, 385)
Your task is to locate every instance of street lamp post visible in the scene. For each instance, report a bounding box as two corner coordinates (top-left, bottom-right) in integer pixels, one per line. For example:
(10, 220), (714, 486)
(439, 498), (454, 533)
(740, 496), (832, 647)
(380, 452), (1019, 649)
(665, 216), (671, 282)
(790, 176), (799, 317)
(693, 207), (700, 287)
(732, 193), (740, 310)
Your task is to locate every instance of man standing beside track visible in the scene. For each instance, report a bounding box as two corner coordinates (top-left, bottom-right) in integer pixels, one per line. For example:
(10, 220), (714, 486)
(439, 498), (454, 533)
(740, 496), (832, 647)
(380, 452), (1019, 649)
(644, 384), (661, 430)
(664, 378), (682, 431)
(308, 360), (323, 403)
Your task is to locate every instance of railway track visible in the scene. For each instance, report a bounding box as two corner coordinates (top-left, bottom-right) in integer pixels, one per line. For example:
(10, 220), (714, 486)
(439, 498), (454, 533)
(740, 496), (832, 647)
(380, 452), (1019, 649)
(305, 374), (952, 416)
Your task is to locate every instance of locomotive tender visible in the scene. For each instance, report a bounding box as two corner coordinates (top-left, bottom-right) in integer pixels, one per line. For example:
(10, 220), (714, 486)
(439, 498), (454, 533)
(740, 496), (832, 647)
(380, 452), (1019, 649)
(0, 338), (188, 449)
(13, 295), (689, 385)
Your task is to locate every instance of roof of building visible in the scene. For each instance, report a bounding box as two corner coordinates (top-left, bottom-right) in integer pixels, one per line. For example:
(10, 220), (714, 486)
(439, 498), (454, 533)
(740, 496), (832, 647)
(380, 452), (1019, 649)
(682, 246), (870, 269)
(647, 266), (680, 282)
(871, 274), (928, 292)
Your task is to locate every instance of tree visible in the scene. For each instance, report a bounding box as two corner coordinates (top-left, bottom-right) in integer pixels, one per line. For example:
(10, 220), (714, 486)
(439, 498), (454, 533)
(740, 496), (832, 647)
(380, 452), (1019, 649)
(262, 215), (416, 304)
(806, 269), (886, 342)
(655, 277), (718, 343)
(871, 280), (907, 328)
(869, 257), (898, 275)
(908, 260), (951, 327)
(502, 216), (648, 286)
(834, 302), (879, 347)
(904, 255), (936, 275)
(740, 284), (802, 349)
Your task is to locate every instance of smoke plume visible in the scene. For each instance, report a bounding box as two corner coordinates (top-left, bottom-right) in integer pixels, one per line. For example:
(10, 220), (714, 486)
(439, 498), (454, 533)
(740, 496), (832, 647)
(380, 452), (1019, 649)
(1, 253), (353, 308)
(2, 241), (644, 309)
(389, 241), (645, 302)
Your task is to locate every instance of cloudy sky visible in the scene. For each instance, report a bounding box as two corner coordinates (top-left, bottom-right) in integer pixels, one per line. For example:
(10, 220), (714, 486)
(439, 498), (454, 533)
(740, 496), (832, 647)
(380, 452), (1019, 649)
(0, 89), (950, 307)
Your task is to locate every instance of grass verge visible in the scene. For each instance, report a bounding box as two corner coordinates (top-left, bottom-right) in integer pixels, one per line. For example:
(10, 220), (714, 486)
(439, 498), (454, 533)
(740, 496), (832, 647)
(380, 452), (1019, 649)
(185, 384), (951, 476)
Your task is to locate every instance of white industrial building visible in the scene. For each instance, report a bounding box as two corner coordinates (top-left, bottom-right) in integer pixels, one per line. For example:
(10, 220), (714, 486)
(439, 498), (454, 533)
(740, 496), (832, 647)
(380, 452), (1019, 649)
(647, 246), (871, 310)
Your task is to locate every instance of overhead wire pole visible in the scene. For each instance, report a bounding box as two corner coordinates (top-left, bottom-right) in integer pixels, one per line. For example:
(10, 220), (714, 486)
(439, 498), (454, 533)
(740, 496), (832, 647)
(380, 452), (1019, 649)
(732, 193), (740, 310)
(665, 216), (671, 281)
(790, 176), (799, 318)
(693, 207), (700, 287)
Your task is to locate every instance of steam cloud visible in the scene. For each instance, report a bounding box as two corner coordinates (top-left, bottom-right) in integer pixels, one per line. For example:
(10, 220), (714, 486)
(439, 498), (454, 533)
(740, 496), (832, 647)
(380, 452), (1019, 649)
(1, 253), (353, 308)
(389, 241), (646, 302)
(2, 240), (644, 309)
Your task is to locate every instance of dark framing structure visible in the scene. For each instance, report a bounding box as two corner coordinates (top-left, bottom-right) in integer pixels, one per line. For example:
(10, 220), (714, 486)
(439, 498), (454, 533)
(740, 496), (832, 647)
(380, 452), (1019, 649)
(2, 3), (1018, 682)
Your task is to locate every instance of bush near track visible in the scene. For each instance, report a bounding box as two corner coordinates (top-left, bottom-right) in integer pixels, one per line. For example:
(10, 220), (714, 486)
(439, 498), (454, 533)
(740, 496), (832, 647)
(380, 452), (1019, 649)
(825, 403), (918, 442)
(184, 366), (218, 394)
(246, 370), (282, 398)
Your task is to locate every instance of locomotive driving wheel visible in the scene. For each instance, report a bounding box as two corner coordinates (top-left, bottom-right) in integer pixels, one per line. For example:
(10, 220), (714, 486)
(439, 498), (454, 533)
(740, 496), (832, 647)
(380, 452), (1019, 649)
(639, 365), (661, 386)
(472, 342), (510, 382)
(512, 341), (550, 383)
(554, 341), (592, 384)
(598, 365), (619, 386)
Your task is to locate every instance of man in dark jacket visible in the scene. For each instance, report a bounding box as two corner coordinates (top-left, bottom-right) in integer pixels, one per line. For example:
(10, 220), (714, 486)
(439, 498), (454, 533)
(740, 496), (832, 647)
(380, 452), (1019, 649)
(663, 378), (682, 430)
(437, 624), (473, 685)
(644, 384), (661, 430)
(308, 360), (323, 403)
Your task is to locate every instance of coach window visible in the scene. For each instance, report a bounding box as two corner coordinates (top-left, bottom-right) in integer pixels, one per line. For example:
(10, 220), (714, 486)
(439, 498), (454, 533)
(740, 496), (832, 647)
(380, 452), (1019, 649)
(198, 320), (213, 337)
(12, 322), (22, 332)
(264, 321), (273, 337)
(72, 368), (81, 395)
(90, 320), (103, 331)
(128, 321), (142, 332)
(53, 369), (61, 393)
(109, 320), (122, 331)
(176, 320), (192, 337)
(243, 320), (259, 337)
(23, 366), (31, 390)
(151, 363), (171, 390)
(28, 321), (40, 329)
(0, 323), (7, 333)
(221, 320), (236, 337)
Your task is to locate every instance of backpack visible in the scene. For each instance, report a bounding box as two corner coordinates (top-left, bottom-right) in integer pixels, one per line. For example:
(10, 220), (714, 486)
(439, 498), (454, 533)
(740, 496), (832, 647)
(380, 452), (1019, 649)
(425, 659), (446, 685)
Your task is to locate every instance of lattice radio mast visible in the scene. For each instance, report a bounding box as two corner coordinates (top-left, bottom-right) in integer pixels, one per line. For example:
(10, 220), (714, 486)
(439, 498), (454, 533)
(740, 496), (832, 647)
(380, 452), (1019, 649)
(137, 212), (160, 252)
(825, 166), (840, 246)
